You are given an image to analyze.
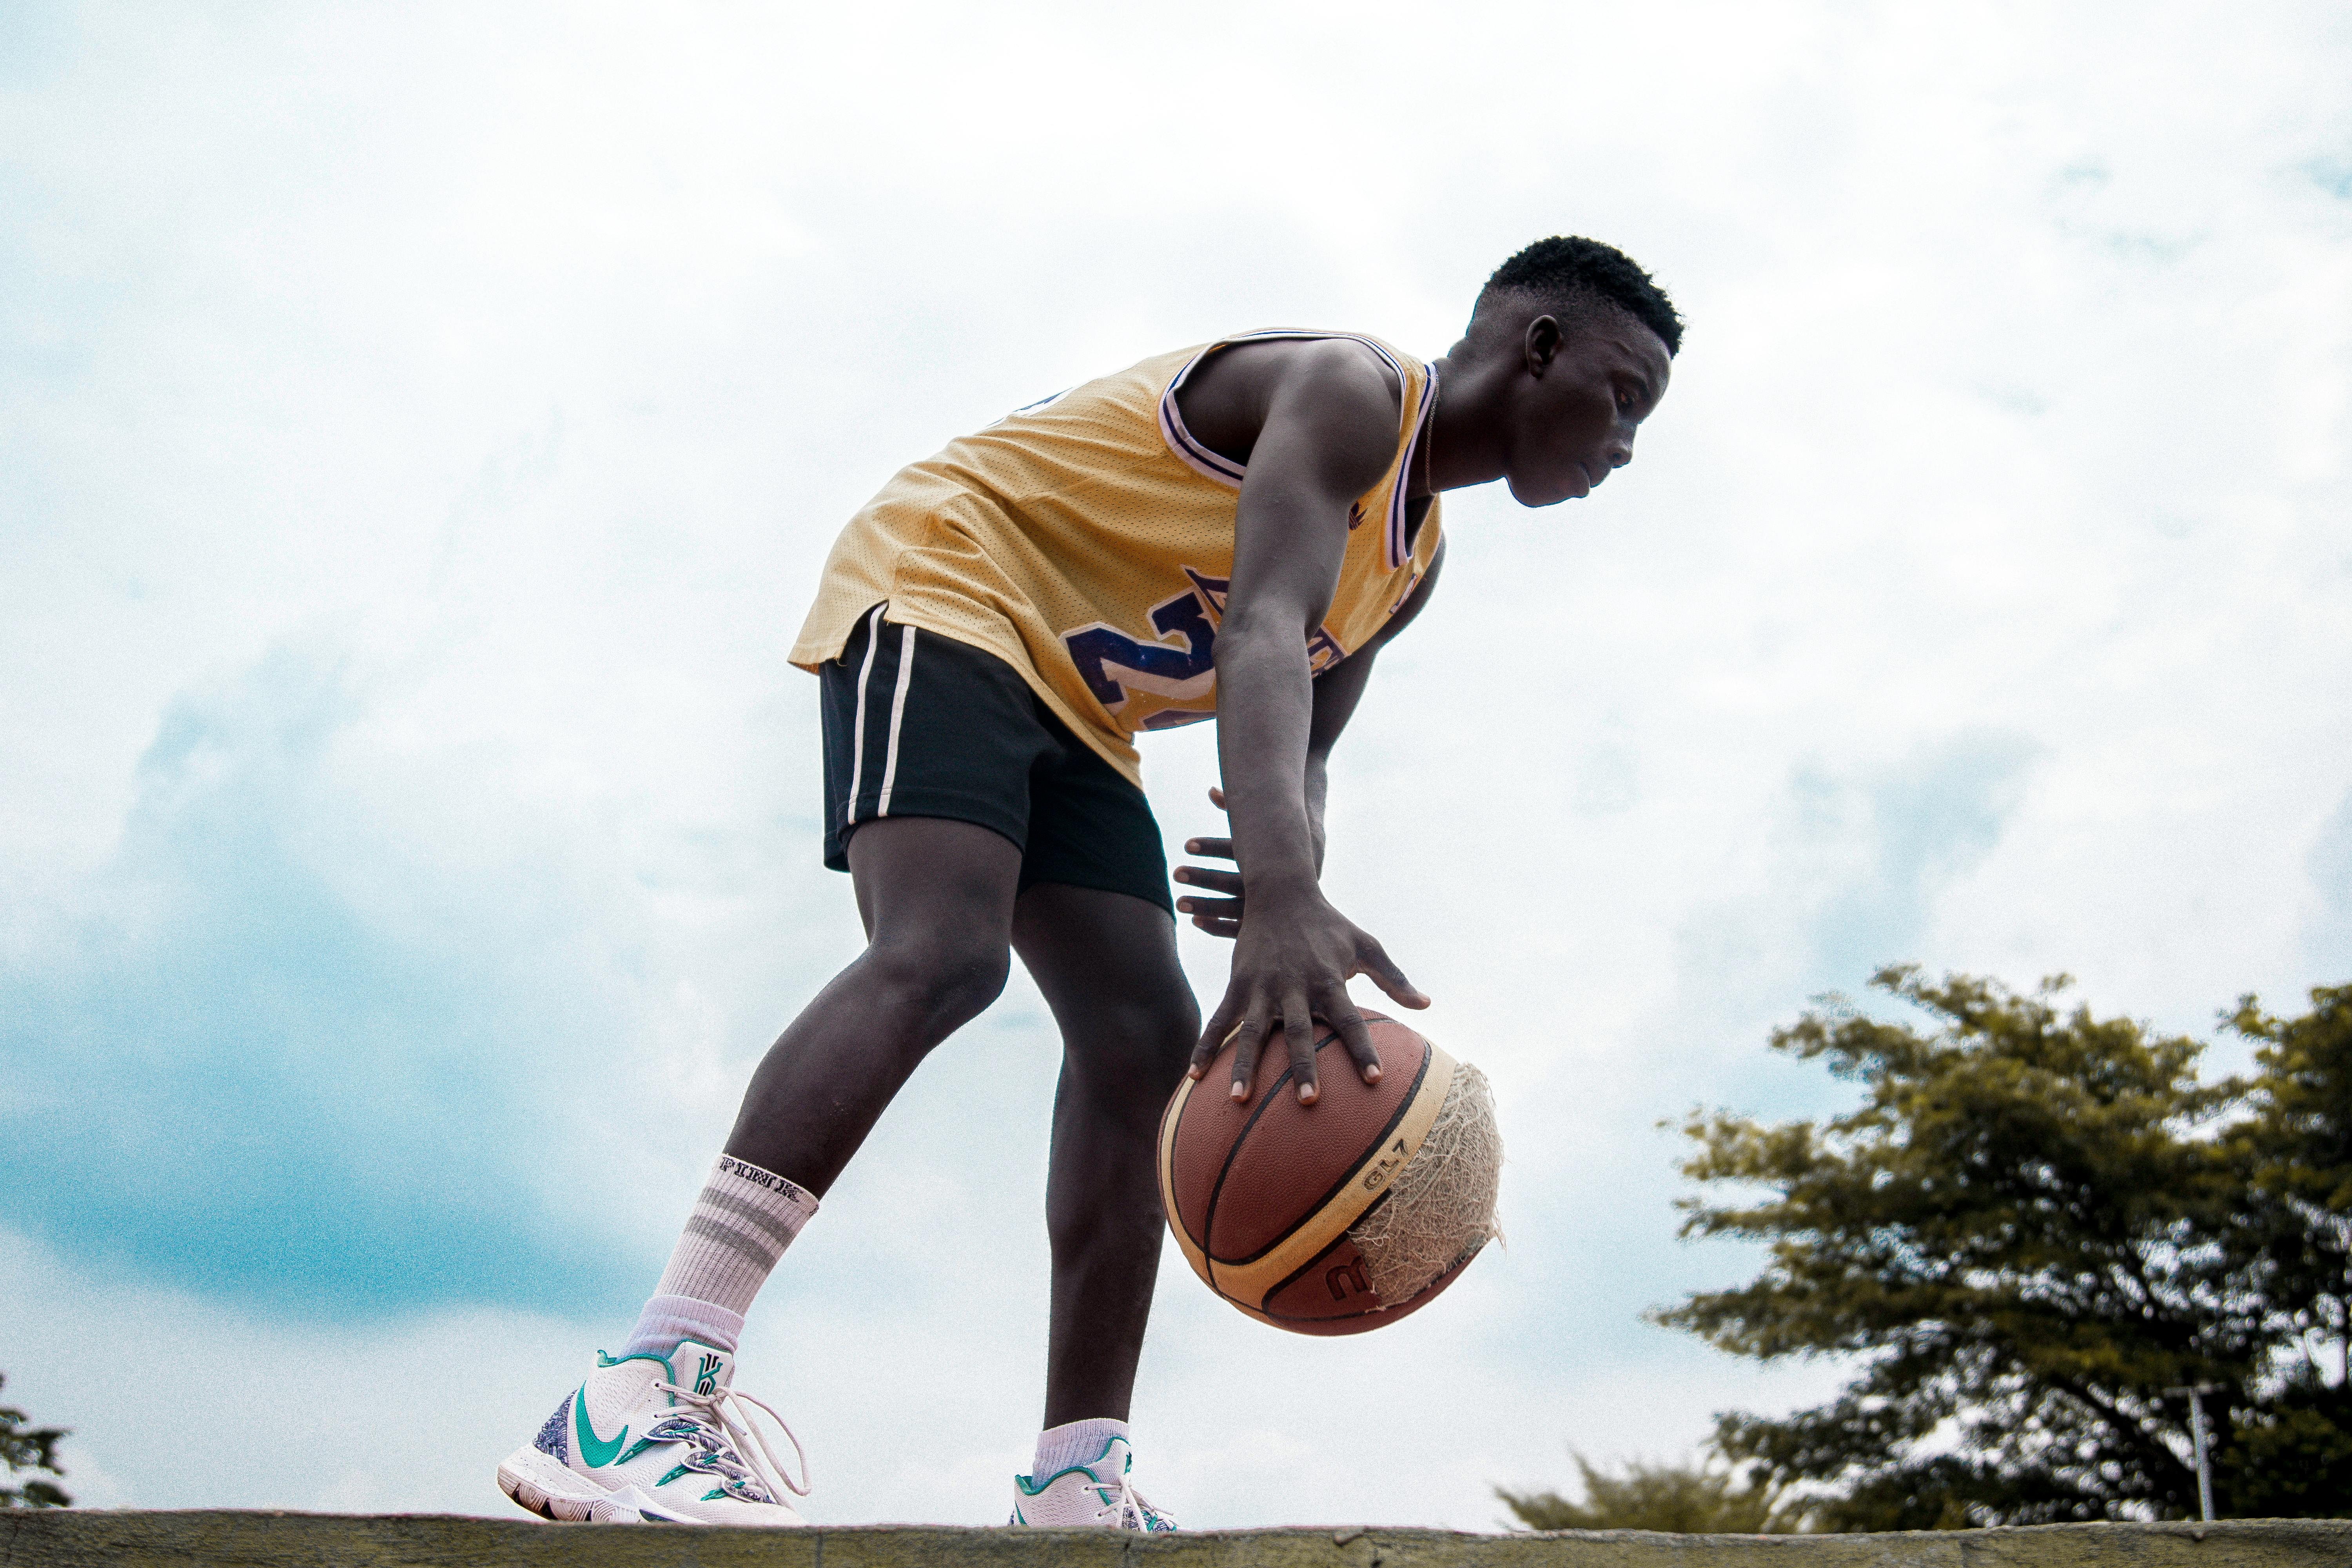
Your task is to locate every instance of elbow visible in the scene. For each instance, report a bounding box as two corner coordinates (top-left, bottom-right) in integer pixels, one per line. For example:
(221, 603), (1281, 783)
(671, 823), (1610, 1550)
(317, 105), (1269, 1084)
(1215, 610), (1313, 664)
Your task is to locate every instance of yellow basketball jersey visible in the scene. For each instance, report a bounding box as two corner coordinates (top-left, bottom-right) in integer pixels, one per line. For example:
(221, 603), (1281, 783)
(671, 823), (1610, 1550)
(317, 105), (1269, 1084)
(789, 330), (1445, 786)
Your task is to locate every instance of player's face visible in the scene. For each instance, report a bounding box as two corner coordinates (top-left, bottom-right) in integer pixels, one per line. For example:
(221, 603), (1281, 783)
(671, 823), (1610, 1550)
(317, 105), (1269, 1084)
(1502, 313), (1673, 507)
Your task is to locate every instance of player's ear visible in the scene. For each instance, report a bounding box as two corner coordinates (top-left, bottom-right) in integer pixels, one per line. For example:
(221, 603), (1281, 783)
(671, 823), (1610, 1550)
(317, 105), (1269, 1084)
(1524, 314), (1563, 378)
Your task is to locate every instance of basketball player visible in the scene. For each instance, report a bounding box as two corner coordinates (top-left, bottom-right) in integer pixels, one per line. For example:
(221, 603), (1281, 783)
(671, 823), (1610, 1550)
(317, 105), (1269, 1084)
(495, 237), (1680, 1528)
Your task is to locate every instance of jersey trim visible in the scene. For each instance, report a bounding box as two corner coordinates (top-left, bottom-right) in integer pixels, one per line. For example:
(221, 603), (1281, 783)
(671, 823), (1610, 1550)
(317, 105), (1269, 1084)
(1387, 364), (1438, 570)
(1154, 330), (1417, 494)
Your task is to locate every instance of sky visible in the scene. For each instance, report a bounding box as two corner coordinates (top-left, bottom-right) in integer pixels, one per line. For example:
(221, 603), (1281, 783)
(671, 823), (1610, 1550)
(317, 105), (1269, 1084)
(2, 0), (2348, 1530)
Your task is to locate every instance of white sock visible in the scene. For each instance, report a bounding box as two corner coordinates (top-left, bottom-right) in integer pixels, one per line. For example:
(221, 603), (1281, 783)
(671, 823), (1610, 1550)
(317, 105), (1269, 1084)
(1034, 1417), (1130, 1478)
(623, 1292), (747, 1358)
(622, 1154), (818, 1356)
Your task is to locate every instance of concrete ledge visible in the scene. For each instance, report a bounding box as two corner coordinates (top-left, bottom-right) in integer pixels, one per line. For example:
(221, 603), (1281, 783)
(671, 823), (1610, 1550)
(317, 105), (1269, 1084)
(3, 1514), (2343, 1568)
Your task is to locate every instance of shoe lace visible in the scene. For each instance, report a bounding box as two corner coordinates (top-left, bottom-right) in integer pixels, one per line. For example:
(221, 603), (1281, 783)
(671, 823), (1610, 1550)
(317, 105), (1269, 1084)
(1092, 1470), (1171, 1531)
(652, 1379), (812, 1500)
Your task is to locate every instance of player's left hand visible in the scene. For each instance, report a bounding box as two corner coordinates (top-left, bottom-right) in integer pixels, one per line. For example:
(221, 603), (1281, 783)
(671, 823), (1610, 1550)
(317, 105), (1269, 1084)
(1174, 786), (1247, 937)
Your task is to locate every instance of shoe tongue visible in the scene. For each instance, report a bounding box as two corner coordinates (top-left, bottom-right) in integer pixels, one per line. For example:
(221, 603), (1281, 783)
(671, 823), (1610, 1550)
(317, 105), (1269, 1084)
(1085, 1435), (1132, 1480)
(665, 1339), (736, 1403)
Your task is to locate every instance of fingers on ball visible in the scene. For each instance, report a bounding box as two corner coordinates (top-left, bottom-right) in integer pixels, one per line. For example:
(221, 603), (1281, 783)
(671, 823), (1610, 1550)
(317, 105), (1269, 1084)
(1330, 1007), (1383, 1083)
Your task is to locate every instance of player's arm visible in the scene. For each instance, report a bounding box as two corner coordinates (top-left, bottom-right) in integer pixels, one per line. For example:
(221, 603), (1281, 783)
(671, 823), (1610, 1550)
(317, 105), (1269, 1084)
(1178, 544), (1446, 933)
(1189, 345), (1430, 1107)
(1301, 540), (1445, 866)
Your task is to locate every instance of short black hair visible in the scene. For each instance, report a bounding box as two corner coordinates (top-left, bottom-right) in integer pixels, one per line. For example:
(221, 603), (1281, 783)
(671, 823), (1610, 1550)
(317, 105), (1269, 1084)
(1483, 236), (1683, 356)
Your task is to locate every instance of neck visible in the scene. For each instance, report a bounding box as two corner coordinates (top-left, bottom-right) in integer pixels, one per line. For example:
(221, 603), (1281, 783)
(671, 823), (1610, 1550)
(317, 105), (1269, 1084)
(1416, 345), (1511, 496)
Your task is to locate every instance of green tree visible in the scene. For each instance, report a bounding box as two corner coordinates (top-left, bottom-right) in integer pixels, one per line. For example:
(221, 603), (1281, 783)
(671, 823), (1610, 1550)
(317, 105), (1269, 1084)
(1654, 967), (2275, 1526)
(2222, 984), (2352, 1514)
(1498, 1453), (1800, 1532)
(1, 1374), (71, 1510)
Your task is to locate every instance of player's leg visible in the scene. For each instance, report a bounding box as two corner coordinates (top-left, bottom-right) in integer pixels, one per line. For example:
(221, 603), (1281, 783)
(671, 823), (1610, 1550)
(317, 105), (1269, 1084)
(723, 815), (1022, 1191)
(499, 612), (1045, 1527)
(1015, 884), (1198, 1425)
(1004, 710), (1192, 1532)
(497, 816), (1022, 1526)
(1006, 884), (1194, 1530)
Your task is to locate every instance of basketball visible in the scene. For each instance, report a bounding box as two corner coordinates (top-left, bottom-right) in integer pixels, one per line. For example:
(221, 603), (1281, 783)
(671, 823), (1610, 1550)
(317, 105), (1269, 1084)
(1157, 1011), (1501, 1335)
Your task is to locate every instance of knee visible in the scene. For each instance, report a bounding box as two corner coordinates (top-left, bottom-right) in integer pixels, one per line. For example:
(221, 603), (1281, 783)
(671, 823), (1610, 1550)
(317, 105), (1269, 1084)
(1064, 992), (1200, 1108)
(861, 936), (1011, 1042)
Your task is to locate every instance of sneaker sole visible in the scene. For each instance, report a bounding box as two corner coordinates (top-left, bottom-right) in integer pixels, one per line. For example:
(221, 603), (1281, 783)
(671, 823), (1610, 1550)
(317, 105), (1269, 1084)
(497, 1443), (813, 1527)
(497, 1445), (684, 1524)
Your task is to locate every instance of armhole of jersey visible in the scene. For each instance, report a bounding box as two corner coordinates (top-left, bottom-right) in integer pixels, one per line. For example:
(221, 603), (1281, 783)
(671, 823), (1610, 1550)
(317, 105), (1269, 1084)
(1385, 362), (1439, 570)
(1157, 330), (1418, 492)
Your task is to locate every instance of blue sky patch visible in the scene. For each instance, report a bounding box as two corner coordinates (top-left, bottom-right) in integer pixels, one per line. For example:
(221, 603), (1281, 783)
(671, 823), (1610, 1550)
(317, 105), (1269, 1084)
(0, 647), (637, 1319)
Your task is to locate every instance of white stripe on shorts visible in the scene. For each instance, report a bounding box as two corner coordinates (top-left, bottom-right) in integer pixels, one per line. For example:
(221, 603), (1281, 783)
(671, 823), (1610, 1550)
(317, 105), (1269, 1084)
(844, 604), (886, 825)
(875, 626), (917, 817)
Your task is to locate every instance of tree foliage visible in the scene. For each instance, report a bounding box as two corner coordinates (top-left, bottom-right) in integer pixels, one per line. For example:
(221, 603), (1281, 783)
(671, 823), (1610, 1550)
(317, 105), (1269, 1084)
(1, 1374), (70, 1510)
(2222, 984), (2352, 1513)
(1654, 967), (2352, 1525)
(1498, 1453), (1798, 1533)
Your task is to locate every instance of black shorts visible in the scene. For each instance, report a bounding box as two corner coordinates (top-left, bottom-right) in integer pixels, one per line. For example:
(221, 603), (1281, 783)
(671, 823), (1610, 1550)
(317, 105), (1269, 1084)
(819, 607), (1172, 913)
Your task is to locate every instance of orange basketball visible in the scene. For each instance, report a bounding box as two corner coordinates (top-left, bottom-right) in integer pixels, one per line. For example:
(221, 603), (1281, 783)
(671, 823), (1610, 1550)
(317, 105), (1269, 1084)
(1156, 1011), (1499, 1335)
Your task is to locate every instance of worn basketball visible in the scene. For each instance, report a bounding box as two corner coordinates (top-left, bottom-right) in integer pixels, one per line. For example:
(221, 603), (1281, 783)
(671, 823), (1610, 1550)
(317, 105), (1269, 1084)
(1157, 1011), (1501, 1335)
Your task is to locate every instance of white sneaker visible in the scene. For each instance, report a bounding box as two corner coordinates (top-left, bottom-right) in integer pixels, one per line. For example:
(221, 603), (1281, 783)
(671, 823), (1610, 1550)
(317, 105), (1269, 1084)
(497, 1338), (811, 1525)
(1010, 1435), (1178, 1531)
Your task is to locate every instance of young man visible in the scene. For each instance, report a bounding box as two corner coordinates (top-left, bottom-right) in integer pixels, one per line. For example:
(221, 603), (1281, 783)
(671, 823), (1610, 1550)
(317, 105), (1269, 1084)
(495, 236), (1681, 1528)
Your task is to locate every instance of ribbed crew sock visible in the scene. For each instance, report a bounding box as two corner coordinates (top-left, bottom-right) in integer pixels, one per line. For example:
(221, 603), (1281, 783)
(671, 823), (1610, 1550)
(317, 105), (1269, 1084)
(1033, 1417), (1130, 1478)
(622, 1154), (818, 1357)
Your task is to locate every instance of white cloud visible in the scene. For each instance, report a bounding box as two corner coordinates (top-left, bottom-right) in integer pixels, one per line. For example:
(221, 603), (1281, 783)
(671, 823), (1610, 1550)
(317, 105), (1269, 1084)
(2, 0), (2347, 1529)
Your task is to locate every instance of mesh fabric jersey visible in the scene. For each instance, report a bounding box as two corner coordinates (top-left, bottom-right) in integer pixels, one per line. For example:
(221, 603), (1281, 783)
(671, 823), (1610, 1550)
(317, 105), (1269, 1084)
(790, 330), (1445, 787)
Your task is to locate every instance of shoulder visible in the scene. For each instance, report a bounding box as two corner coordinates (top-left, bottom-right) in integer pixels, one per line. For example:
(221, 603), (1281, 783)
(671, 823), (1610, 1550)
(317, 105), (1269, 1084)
(1255, 336), (1403, 420)
(1174, 333), (1407, 486)
(1249, 339), (1405, 492)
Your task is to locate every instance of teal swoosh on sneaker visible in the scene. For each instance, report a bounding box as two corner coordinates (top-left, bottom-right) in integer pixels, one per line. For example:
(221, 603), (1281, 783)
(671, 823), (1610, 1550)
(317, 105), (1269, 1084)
(573, 1386), (629, 1468)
